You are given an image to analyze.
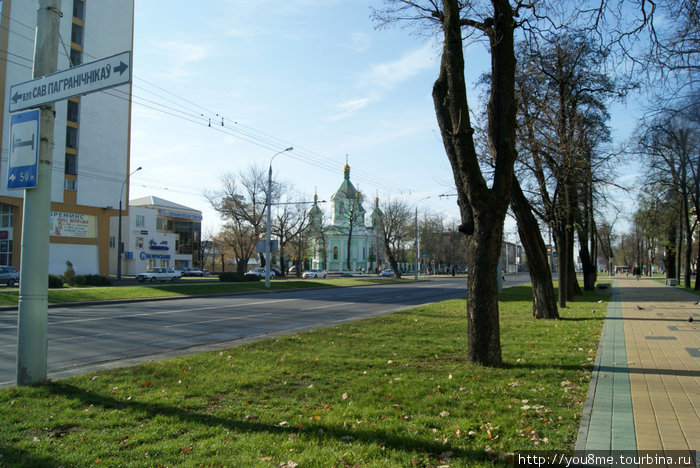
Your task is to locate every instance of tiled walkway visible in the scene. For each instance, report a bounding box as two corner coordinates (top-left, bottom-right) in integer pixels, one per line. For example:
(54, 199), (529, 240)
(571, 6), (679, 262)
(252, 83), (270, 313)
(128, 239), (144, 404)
(577, 278), (699, 455)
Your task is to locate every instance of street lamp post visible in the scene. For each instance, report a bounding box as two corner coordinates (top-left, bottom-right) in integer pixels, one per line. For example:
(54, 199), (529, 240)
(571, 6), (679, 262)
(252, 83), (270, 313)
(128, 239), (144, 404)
(414, 196), (430, 280)
(117, 166), (142, 281)
(266, 147), (293, 289)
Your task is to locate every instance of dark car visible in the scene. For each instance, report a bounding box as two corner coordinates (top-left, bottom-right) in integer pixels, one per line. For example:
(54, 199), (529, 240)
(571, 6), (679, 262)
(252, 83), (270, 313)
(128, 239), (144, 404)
(0, 265), (19, 287)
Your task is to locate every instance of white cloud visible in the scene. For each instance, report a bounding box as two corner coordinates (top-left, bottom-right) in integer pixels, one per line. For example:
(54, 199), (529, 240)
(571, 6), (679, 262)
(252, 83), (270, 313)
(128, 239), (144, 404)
(328, 42), (438, 121)
(349, 32), (371, 53)
(358, 42), (438, 91)
(152, 40), (212, 82)
(328, 97), (376, 121)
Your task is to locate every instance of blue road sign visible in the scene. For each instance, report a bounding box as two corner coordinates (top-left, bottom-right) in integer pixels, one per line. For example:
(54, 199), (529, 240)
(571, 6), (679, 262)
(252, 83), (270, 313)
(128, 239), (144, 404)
(8, 109), (40, 190)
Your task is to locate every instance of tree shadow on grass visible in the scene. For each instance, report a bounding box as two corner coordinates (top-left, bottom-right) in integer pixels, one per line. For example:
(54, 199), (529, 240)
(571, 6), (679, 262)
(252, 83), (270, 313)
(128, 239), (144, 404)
(4, 382), (501, 467)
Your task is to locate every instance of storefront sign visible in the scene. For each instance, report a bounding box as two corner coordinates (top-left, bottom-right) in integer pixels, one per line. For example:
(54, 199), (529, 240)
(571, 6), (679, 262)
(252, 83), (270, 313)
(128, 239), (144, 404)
(149, 239), (168, 250)
(49, 212), (96, 238)
(140, 252), (170, 260)
(157, 208), (202, 221)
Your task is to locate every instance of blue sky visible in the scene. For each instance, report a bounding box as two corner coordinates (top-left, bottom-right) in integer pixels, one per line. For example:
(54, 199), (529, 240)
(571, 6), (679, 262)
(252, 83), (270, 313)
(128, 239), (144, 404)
(128, 1), (639, 236)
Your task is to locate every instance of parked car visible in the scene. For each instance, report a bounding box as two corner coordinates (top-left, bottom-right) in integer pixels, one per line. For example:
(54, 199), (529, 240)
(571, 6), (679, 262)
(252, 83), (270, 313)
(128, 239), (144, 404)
(245, 267), (274, 279)
(137, 267), (181, 283)
(380, 268), (395, 277)
(0, 265), (19, 287)
(271, 268), (282, 277)
(179, 267), (205, 277)
(302, 268), (327, 279)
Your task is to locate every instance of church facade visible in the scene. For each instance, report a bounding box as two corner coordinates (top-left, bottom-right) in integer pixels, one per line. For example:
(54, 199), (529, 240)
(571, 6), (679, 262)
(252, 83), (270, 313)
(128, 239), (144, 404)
(308, 163), (383, 273)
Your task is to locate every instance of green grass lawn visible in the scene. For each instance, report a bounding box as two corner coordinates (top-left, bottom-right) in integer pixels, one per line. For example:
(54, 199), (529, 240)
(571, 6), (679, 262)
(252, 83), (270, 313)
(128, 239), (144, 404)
(0, 277), (400, 307)
(0, 285), (605, 467)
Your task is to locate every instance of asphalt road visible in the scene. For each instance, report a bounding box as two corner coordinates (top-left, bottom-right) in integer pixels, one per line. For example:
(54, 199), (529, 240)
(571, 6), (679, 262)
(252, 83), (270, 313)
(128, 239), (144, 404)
(0, 278), (468, 387)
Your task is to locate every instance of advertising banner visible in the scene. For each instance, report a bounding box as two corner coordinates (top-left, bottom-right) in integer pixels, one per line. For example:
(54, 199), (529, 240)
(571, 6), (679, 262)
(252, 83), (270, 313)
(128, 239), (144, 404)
(50, 212), (96, 238)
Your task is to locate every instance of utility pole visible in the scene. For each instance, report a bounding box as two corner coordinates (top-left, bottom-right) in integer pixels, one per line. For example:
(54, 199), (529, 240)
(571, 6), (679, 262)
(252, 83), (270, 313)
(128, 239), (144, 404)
(16, 0), (61, 385)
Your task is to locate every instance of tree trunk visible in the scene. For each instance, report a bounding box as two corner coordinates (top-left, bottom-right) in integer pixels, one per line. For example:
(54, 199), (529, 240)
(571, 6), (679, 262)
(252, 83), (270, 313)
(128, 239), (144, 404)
(578, 236), (595, 291)
(236, 258), (247, 275)
(384, 238), (401, 279)
(684, 224), (692, 288)
(430, 0), (517, 367)
(346, 227), (353, 272)
(279, 251), (287, 277)
(664, 224), (677, 279)
(694, 238), (700, 290)
(676, 218), (683, 281)
(556, 228), (568, 308)
(510, 178), (559, 319)
(466, 218), (503, 367)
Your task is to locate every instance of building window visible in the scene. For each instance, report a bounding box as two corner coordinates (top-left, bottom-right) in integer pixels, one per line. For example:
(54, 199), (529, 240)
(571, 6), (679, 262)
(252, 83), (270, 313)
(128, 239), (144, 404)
(156, 217), (173, 232)
(333, 246), (338, 260)
(109, 236), (115, 248)
(67, 100), (79, 123)
(64, 179), (76, 190)
(0, 240), (12, 266)
(73, 0), (85, 20)
(160, 259), (169, 268)
(65, 153), (77, 175)
(66, 126), (78, 149)
(0, 204), (13, 228)
(135, 237), (144, 249)
(71, 22), (84, 46)
(135, 215), (145, 227)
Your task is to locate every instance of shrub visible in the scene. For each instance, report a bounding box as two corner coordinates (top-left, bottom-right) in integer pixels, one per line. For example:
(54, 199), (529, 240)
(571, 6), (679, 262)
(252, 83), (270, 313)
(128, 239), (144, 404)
(73, 275), (113, 287)
(219, 272), (259, 282)
(48, 275), (64, 289)
(63, 261), (76, 286)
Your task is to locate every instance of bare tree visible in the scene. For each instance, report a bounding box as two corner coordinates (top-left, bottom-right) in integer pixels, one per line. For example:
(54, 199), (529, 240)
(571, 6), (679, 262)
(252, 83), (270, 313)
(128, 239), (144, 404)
(375, 0), (659, 366)
(377, 198), (413, 278)
(637, 113), (700, 286)
(205, 166), (277, 274)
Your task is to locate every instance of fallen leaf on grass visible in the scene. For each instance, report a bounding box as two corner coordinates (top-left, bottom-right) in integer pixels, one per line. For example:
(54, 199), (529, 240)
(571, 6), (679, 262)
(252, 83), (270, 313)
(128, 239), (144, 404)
(179, 446), (192, 455)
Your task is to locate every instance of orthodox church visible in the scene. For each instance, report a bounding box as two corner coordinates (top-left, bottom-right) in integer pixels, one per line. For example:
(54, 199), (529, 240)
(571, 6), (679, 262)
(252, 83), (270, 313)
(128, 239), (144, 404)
(308, 162), (383, 273)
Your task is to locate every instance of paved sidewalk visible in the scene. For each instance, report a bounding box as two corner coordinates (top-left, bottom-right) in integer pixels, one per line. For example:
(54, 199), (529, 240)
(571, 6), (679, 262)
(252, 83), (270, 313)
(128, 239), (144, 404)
(577, 278), (699, 456)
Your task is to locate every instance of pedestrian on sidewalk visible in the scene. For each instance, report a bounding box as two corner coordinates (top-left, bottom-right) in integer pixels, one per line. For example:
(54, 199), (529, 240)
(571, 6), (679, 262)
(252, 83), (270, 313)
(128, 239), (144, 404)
(633, 265), (641, 280)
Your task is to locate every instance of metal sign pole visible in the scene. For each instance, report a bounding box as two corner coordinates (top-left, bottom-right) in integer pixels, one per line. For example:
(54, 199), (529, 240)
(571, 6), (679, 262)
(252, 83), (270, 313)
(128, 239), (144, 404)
(16, 0), (60, 386)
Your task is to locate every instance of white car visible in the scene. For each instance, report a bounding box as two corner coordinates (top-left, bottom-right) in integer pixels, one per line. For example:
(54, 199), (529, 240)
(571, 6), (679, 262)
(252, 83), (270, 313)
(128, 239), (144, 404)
(137, 267), (181, 283)
(302, 268), (327, 279)
(245, 267), (274, 279)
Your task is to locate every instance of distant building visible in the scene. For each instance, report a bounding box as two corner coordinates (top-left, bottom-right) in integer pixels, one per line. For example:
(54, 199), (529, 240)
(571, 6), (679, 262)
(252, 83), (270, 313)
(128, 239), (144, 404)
(308, 162), (382, 273)
(0, 1), (134, 275)
(112, 196), (203, 275)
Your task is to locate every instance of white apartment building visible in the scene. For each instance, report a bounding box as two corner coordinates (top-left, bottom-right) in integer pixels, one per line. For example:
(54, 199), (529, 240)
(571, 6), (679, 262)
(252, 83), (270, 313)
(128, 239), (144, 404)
(111, 196), (203, 276)
(0, 0), (134, 275)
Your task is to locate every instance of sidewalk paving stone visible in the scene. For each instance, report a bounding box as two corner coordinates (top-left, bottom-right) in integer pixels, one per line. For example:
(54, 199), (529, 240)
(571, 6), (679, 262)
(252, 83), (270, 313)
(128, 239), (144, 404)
(577, 278), (698, 460)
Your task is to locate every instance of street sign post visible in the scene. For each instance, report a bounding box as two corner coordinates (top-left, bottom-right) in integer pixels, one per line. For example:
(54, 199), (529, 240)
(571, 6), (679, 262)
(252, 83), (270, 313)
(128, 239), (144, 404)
(8, 109), (40, 189)
(9, 50), (131, 112)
